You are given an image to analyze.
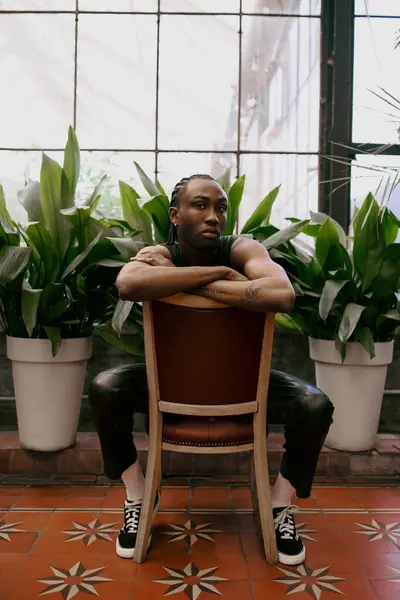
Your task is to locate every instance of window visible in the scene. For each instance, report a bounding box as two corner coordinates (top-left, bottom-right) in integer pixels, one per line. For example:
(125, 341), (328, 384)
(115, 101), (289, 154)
(0, 0), (322, 228)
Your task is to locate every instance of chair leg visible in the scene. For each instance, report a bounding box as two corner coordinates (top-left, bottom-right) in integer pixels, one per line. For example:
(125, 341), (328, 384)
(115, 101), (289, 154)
(250, 455), (259, 514)
(134, 414), (162, 564)
(253, 445), (279, 565)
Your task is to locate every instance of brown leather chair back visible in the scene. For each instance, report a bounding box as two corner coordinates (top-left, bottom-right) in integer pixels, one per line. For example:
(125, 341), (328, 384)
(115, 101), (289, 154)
(151, 298), (266, 406)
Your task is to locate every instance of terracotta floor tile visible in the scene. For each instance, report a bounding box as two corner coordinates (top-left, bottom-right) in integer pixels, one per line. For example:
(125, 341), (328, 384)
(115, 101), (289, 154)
(0, 553), (29, 579)
(1, 511), (51, 531)
(356, 552), (400, 579)
(0, 532), (37, 554)
(231, 487), (253, 510)
(135, 552), (249, 581)
(237, 513), (259, 532)
(159, 487), (190, 511)
(44, 511), (112, 532)
(102, 487), (127, 508)
(253, 578), (311, 599)
(66, 485), (109, 497)
(17, 552), (135, 581)
(0, 487), (25, 496)
(0, 495), (20, 510)
(4, 578), (133, 600)
(370, 578), (400, 600)
(312, 487), (365, 509)
(190, 533), (243, 556)
(19, 487), (67, 498)
(133, 578), (253, 599)
(13, 495), (64, 509)
(191, 486), (232, 510)
(58, 495), (107, 509)
(352, 488), (400, 510)
(32, 528), (120, 555)
(292, 494), (320, 509)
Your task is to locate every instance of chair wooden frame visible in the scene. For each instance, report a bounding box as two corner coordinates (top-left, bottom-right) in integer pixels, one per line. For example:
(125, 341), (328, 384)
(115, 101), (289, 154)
(134, 293), (278, 565)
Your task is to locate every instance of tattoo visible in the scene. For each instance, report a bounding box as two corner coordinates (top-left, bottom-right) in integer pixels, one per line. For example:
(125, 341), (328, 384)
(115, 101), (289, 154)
(198, 286), (227, 298)
(244, 283), (262, 303)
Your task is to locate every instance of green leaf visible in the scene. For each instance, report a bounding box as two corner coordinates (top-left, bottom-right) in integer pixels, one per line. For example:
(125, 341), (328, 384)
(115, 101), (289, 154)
(40, 153), (71, 260)
(218, 168), (231, 193)
(275, 313), (303, 332)
(43, 325), (62, 357)
(62, 126), (80, 208)
(17, 181), (43, 223)
(96, 324), (144, 356)
(0, 186), (17, 234)
(61, 232), (102, 280)
(319, 280), (349, 322)
(315, 218), (341, 269)
(155, 177), (166, 196)
(357, 327), (376, 358)
(83, 175), (107, 212)
(381, 208), (399, 246)
(0, 246), (32, 284)
(263, 220), (310, 250)
(223, 175), (245, 235)
(106, 236), (142, 259)
(241, 185), (280, 234)
(310, 210), (347, 246)
(142, 194), (170, 242)
(134, 162), (160, 196)
(40, 283), (73, 323)
(382, 309), (400, 321)
(338, 303), (366, 343)
(286, 218), (321, 237)
(353, 192), (385, 292)
(119, 181), (153, 245)
(21, 286), (43, 337)
(112, 299), (133, 334)
(371, 243), (400, 298)
(61, 206), (91, 252)
(25, 221), (59, 284)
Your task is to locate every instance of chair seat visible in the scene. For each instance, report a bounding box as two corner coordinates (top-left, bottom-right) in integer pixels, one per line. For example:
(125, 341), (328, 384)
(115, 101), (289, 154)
(162, 414), (254, 447)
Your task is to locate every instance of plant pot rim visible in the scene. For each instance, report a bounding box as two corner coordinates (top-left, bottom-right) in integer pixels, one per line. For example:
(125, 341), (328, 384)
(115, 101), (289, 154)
(6, 335), (93, 363)
(309, 337), (394, 366)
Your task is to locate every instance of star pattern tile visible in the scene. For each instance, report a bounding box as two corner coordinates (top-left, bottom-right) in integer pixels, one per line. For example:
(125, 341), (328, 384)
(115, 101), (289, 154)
(354, 518), (400, 547)
(161, 520), (221, 547)
(0, 519), (24, 541)
(296, 521), (318, 542)
(273, 564), (345, 600)
(37, 560), (112, 599)
(154, 562), (227, 600)
(61, 517), (119, 546)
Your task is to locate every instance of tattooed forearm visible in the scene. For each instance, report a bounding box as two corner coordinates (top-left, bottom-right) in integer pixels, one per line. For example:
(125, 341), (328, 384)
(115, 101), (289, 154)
(197, 286), (228, 298)
(244, 283), (262, 303)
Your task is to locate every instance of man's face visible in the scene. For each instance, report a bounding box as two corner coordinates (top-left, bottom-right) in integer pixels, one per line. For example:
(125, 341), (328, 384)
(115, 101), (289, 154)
(169, 179), (228, 249)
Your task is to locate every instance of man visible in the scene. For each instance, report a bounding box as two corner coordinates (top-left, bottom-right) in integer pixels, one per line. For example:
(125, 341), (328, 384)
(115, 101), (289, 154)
(89, 174), (334, 566)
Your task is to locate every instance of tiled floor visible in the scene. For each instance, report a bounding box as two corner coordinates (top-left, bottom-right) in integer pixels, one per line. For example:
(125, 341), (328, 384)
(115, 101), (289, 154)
(0, 483), (399, 599)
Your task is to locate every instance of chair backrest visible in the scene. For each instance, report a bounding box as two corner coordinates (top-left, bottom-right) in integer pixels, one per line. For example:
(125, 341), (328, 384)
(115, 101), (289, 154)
(143, 294), (275, 409)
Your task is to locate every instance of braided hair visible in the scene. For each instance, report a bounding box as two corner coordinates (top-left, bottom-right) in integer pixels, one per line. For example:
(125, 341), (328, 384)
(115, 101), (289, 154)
(167, 174), (216, 245)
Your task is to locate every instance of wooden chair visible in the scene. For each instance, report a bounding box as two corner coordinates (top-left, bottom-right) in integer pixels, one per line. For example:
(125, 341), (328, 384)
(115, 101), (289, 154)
(133, 293), (278, 565)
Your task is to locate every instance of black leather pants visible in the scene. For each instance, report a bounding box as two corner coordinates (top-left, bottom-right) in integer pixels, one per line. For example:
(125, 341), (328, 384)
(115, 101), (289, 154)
(88, 363), (334, 498)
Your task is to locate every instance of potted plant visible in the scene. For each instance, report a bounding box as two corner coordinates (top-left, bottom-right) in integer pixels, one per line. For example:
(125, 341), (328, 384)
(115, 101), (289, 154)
(276, 193), (400, 451)
(111, 163), (310, 339)
(0, 127), (143, 452)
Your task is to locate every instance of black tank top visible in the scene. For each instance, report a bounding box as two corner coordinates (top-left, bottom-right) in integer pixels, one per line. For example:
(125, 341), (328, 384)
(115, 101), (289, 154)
(163, 235), (239, 268)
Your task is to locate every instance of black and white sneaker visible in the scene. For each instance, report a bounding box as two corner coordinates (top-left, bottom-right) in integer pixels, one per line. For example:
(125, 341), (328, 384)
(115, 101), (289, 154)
(116, 492), (161, 559)
(273, 505), (306, 566)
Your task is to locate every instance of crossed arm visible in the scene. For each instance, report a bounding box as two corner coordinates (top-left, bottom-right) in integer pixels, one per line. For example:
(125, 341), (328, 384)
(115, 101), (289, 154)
(116, 238), (295, 313)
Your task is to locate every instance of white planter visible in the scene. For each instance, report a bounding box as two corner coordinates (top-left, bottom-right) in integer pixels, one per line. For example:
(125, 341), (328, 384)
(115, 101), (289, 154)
(309, 338), (394, 452)
(6, 336), (92, 452)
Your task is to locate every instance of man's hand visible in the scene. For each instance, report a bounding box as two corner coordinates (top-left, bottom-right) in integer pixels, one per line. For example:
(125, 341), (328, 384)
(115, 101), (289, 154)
(224, 268), (249, 282)
(130, 247), (175, 268)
